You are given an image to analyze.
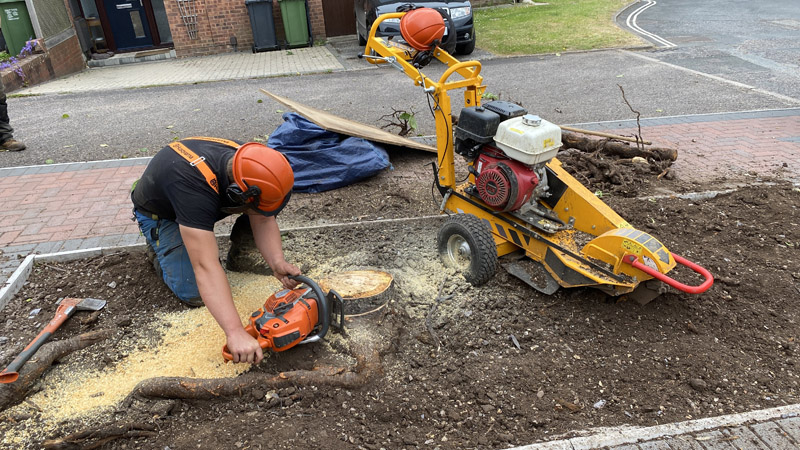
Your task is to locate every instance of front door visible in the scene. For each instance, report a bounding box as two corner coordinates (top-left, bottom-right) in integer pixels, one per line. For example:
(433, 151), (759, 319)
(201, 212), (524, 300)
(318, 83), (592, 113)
(103, 0), (153, 50)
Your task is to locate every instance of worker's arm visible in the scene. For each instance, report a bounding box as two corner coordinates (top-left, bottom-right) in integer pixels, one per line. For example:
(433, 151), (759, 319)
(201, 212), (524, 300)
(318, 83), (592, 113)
(248, 213), (301, 289)
(179, 225), (263, 364)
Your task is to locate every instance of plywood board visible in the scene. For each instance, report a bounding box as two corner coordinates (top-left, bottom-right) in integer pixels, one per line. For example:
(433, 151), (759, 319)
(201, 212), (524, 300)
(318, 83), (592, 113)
(260, 89), (437, 153)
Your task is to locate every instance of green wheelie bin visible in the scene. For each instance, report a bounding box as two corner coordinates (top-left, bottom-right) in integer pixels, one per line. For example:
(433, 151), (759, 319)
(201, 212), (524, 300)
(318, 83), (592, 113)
(0, 0), (35, 56)
(277, 0), (310, 48)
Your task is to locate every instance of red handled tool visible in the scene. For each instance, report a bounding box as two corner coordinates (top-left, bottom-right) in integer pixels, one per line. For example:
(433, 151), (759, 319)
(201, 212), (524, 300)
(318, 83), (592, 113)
(0, 297), (107, 384)
(622, 253), (714, 295)
(222, 276), (344, 361)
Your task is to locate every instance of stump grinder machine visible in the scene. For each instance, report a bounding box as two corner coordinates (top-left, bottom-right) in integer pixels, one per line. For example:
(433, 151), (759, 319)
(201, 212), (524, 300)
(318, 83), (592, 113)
(362, 7), (713, 304)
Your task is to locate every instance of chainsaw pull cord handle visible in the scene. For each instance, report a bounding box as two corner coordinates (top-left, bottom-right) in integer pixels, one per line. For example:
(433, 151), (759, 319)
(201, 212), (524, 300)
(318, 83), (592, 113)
(290, 275), (330, 344)
(622, 253), (714, 295)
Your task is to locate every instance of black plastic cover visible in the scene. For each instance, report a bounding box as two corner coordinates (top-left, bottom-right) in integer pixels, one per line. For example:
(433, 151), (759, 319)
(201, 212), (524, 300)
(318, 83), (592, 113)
(455, 106), (502, 144)
(483, 101), (527, 122)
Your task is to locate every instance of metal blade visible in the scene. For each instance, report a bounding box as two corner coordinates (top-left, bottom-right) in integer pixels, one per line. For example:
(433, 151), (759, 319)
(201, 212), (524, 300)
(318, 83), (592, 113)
(502, 258), (560, 295)
(75, 298), (107, 311)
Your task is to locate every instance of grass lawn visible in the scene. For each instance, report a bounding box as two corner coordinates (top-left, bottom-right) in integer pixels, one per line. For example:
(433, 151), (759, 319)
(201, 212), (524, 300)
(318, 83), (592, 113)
(474, 0), (644, 55)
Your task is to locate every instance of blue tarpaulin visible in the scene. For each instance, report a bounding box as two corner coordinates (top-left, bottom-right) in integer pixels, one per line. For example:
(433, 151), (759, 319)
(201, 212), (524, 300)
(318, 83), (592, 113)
(267, 113), (392, 193)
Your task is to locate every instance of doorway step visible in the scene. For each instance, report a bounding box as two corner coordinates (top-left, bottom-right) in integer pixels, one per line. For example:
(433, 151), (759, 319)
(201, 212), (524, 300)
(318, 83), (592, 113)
(88, 48), (176, 67)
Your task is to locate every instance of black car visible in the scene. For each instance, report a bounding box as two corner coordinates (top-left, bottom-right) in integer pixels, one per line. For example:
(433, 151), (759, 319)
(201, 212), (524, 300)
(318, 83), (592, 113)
(355, 0), (476, 55)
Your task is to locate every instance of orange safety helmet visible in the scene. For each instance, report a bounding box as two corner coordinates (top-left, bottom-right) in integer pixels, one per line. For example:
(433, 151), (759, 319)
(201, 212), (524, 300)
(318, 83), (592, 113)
(230, 142), (294, 216)
(400, 8), (446, 51)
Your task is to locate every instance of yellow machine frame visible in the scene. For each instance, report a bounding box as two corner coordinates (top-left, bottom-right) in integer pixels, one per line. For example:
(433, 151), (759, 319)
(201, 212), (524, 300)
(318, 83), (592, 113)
(364, 13), (712, 299)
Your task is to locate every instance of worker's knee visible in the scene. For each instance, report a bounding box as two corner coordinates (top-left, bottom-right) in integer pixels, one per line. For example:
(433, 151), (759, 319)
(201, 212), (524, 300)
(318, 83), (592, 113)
(135, 214), (202, 306)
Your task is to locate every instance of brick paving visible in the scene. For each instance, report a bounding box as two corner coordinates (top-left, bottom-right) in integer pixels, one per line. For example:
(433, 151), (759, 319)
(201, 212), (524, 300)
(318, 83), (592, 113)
(572, 109), (800, 182)
(1, 108), (799, 448)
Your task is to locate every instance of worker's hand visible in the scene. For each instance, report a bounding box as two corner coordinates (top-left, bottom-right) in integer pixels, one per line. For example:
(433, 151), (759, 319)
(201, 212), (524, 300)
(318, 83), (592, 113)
(225, 328), (264, 364)
(273, 260), (301, 289)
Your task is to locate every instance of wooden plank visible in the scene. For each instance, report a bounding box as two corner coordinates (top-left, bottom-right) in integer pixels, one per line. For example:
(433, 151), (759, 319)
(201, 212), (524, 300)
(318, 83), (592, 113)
(260, 89), (437, 154)
(750, 421), (799, 449)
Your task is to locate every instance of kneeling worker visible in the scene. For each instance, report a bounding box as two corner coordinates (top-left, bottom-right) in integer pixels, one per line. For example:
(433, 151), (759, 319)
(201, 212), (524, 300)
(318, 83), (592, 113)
(131, 137), (300, 364)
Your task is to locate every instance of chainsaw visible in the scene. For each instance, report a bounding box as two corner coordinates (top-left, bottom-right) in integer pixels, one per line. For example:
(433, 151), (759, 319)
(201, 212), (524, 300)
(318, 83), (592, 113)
(222, 275), (344, 361)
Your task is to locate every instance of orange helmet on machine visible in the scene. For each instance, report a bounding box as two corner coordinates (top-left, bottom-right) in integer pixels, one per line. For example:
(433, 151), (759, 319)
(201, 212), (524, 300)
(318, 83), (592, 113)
(400, 7), (446, 51)
(228, 142), (294, 216)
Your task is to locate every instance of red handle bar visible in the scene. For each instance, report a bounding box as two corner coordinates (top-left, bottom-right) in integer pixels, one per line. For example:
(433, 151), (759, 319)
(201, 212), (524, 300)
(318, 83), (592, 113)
(622, 253), (714, 294)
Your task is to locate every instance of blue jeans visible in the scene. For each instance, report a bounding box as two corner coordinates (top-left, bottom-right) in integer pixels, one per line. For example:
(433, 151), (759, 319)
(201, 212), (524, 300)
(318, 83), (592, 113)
(134, 210), (201, 304)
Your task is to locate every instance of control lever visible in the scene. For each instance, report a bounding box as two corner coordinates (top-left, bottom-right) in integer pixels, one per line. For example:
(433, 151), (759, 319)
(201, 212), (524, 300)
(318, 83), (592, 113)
(361, 54), (404, 72)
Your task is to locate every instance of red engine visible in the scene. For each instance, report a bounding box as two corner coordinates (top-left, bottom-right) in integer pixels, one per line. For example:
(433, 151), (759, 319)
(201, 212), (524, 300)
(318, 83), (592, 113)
(474, 147), (540, 212)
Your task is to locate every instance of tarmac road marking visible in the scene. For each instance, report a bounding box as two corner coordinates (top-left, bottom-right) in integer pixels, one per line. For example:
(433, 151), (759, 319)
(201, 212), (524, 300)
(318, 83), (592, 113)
(625, 1), (676, 48)
(620, 50), (800, 106)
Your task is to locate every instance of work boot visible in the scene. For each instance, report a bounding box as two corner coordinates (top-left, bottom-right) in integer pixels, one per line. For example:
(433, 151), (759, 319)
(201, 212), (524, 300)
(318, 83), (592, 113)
(0, 138), (25, 152)
(226, 215), (273, 275)
(180, 297), (205, 308)
(145, 244), (163, 279)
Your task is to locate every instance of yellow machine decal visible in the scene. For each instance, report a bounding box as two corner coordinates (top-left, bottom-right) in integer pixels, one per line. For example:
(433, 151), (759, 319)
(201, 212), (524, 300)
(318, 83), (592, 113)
(621, 239), (643, 255)
(543, 138), (554, 148)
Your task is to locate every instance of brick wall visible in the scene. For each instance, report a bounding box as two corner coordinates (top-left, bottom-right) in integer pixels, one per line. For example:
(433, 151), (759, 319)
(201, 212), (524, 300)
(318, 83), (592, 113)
(1, 35), (86, 92)
(48, 34), (86, 76)
(167, 0), (325, 57)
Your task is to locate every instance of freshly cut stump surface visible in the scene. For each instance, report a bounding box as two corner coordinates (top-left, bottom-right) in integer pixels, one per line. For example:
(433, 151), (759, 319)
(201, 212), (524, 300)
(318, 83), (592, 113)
(319, 270), (395, 317)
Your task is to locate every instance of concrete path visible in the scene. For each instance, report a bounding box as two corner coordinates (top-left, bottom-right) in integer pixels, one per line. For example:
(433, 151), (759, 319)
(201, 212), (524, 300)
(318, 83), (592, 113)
(14, 45), (345, 94)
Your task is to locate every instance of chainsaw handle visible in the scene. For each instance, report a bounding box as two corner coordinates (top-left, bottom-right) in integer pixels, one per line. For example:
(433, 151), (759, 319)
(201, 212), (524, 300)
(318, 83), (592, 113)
(290, 275), (330, 344)
(623, 253), (714, 295)
(221, 324), (270, 362)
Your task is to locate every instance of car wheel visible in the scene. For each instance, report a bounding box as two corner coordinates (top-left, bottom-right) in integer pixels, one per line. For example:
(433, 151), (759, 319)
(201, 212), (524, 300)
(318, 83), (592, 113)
(456, 33), (476, 55)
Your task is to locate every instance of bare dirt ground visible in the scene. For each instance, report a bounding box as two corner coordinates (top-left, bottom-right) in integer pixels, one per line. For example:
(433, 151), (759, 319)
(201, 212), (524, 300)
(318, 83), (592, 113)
(1, 147), (799, 449)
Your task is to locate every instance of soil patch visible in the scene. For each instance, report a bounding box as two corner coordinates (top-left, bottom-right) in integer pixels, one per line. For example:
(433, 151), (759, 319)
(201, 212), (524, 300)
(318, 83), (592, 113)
(1, 174), (799, 449)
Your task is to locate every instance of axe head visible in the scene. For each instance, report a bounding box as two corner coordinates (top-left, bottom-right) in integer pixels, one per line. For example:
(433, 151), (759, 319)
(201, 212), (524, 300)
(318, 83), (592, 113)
(57, 297), (107, 311)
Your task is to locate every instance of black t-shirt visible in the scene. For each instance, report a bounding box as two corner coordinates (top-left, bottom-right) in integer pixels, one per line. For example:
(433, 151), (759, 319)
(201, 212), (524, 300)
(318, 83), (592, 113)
(132, 138), (243, 231)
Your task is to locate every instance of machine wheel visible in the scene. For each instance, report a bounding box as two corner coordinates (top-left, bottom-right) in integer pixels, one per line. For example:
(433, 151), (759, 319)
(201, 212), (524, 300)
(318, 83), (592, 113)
(437, 214), (498, 286)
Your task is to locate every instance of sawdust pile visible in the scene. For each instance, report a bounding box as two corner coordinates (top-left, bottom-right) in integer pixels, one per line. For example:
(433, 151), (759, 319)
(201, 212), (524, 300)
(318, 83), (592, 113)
(1, 273), (285, 446)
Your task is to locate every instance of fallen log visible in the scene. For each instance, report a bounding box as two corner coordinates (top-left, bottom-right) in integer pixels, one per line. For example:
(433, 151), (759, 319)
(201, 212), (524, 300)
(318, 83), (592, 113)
(559, 125), (652, 145)
(561, 131), (678, 162)
(42, 422), (157, 450)
(0, 329), (113, 412)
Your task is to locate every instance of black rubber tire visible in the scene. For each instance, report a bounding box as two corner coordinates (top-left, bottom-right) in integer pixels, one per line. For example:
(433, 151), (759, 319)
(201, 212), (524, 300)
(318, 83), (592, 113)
(358, 32), (367, 46)
(456, 34), (476, 55)
(437, 214), (498, 286)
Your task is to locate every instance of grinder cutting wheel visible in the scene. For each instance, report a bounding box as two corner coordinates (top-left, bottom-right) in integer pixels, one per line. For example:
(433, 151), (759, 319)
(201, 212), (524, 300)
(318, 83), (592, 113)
(222, 275), (344, 361)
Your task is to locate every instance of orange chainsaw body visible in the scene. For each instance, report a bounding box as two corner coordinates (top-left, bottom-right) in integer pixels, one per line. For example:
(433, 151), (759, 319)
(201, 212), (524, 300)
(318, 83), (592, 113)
(244, 287), (320, 352)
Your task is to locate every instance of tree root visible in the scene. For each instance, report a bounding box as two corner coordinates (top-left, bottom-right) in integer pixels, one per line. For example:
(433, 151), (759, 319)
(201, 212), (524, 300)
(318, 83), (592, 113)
(0, 329), (113, 412)
(569, 151), (626, 185)
(124, 342), (381, 403)
(562, 131), (678, 161)
(42, 422), (157, 450)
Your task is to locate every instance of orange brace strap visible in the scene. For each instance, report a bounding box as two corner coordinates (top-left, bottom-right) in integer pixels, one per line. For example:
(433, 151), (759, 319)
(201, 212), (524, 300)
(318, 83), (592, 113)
(184, 137), (241, 148)
(169, 141), (220, 193)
